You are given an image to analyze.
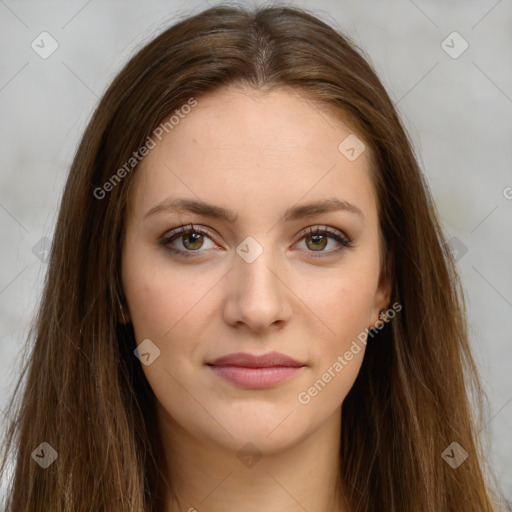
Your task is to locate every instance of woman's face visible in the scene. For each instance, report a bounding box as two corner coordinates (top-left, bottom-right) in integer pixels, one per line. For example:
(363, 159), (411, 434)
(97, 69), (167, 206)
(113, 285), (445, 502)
(121, 86), (390, 454)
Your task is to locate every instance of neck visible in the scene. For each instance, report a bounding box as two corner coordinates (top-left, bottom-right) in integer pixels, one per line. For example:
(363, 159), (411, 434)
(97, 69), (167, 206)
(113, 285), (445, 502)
(156, 405), (347, 512)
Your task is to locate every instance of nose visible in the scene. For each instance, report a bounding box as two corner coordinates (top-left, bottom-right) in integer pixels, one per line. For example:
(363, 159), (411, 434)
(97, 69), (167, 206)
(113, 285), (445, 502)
(221, 248), (292, 333)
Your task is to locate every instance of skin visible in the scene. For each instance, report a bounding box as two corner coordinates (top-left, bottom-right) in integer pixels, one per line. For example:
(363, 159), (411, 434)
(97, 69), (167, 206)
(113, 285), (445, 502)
(120, 86), (391, 512)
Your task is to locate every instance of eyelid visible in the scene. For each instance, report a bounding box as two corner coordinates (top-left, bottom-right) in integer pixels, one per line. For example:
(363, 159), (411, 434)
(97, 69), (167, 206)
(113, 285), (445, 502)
(159, 223), (352, 257)
(295, 224), (350, 242)
(160, 223), (219, 247)
(293, 225), (353, 257)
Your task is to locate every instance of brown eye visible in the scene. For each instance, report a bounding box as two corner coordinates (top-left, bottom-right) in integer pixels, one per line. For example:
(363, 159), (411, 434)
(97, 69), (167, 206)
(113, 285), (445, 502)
(182, 232), (205, 250)
(295, 226), (353, 257)
(160, 224), (217, 257)
(305, 234), (328, 251)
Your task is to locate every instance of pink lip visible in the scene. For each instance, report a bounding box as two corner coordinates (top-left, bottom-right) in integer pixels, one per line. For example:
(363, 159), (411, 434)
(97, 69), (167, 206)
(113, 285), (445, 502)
(207, 351), (305, 389)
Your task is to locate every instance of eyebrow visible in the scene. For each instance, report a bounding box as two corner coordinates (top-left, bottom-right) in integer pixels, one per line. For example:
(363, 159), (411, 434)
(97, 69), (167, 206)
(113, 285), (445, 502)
(143, 197), (364, 222)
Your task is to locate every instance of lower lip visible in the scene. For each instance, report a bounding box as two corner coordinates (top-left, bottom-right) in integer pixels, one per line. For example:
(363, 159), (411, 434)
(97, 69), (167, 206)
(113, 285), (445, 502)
(208, 365), (304, 389)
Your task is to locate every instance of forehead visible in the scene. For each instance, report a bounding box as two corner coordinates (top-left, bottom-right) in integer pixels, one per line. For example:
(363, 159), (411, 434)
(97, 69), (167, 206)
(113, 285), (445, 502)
(127, 86), (377, 225)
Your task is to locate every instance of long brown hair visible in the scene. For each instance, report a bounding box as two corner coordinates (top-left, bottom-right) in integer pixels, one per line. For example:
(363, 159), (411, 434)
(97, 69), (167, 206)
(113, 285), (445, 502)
(0, 4), (503, 511)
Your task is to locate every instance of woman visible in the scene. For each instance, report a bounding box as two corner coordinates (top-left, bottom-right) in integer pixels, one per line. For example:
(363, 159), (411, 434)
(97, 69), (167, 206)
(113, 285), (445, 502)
(0, 4), (503, 511)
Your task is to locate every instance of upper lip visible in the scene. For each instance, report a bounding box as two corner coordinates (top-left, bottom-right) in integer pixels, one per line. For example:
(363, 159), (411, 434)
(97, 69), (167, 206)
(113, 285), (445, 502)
(207, 351), (304, 368)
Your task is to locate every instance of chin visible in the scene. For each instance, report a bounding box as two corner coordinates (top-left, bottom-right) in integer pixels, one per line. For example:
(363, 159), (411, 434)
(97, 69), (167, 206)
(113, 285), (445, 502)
(200, 404), (314, 452)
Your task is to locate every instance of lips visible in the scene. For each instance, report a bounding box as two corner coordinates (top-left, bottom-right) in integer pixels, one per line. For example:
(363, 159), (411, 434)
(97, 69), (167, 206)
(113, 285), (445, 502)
(207, 351), (305, 389)
(208, 351), (304, 368)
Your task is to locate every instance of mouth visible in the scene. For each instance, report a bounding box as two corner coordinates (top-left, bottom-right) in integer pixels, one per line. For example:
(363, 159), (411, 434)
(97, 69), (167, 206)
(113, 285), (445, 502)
(206, 351), (306, 389)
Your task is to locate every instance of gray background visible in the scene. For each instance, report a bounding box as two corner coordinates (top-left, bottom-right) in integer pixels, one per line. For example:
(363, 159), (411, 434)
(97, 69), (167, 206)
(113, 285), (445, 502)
(0, 0), (510, 505)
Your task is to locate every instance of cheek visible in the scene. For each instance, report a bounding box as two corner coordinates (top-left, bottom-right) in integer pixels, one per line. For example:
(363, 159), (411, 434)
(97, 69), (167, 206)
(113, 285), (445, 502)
(122, 240), (213, 339)
(296, 255), (379, 396)
(299, 257), (379, 340)
(121, 246), (224, 397)
(294, 300), (369, 415)
(121, 253), (212, 405)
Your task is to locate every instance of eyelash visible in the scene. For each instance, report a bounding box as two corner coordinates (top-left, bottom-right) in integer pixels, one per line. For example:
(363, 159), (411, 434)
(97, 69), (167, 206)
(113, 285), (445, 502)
(158, 223), (353, 259)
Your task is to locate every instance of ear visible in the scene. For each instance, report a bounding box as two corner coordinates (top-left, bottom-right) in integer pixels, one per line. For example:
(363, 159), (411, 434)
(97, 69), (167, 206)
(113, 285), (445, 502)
(370, 253), (393, 328)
